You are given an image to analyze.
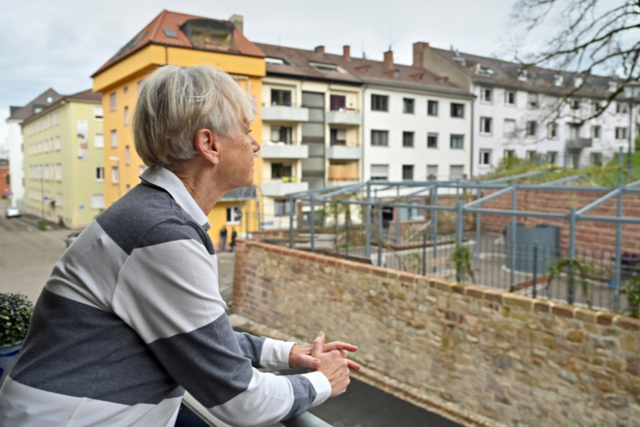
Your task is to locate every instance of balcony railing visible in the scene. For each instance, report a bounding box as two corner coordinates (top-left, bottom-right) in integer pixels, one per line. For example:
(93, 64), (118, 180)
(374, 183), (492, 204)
(261, 144), (309, 159)
(261, 180), (309, 197)
(566, 137), (593, 150)
(327, 109), (362, 126)
(261, 103), (309, 122)
(327, 145), (361, 160)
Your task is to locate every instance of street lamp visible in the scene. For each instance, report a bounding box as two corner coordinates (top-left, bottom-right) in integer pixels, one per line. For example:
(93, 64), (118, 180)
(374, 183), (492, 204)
(108, 156), (121, 200)
(623, 81), (640, 170)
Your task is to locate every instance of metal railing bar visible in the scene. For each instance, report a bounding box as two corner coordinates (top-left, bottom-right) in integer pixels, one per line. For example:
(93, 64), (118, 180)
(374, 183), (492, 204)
(576, 188), (623, 217)
(464, 185), (514, 209)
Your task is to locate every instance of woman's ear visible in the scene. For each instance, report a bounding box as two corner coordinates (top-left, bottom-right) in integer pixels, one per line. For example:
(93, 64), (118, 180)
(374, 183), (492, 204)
(194, 129), (220, 166)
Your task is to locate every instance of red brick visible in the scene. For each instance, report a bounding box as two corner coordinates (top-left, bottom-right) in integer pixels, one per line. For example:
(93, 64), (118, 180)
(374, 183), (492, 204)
(597, 313), (615, 326)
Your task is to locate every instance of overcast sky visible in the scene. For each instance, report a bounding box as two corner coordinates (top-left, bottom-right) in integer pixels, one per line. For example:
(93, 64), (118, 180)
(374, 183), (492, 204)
(0, 0), (526, 152)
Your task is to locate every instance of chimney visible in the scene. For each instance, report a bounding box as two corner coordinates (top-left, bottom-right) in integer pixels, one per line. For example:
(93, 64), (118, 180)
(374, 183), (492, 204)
(413, 41), (429, 67)
(343, 45), (351, 61)
(314, 45), (325, 54)
(383, 50), (394, 69)
(229, 14), (244, 33)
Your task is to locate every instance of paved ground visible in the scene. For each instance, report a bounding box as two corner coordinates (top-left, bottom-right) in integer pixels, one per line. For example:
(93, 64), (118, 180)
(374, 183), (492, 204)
(0, 200), (68, 302)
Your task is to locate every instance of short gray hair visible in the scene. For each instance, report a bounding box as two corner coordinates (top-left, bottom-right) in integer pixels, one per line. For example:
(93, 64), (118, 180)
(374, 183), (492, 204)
(133, 64), (254, 168)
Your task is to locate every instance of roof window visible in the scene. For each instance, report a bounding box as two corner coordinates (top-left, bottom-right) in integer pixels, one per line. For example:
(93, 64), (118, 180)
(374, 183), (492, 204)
(309, 61), (345, 73)
(266, 57), (289, 66)
(554, 74), (564, 86)
(180, 19), (234, 48)
(518, 69), (528, 81)
(163, 28), (178, 39)
(452, 57), (466, 66)
(574, 77), (584, 88)
(474, 63), (495, 76)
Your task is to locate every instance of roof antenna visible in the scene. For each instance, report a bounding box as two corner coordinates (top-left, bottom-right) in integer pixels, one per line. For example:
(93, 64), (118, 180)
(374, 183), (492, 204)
(362, 41), (366, 59)
(278, 34), (281, 47)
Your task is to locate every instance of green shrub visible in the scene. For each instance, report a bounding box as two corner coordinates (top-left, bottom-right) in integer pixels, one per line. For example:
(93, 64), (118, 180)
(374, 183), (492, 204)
(0, 293), (34, 346)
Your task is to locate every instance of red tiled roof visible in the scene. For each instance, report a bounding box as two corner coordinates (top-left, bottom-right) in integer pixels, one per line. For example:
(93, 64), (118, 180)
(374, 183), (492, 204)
(93, 10), (265, 76)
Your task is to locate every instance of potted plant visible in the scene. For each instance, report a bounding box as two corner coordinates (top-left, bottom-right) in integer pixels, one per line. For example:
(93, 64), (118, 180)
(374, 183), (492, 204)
(0, 293), (34, 385)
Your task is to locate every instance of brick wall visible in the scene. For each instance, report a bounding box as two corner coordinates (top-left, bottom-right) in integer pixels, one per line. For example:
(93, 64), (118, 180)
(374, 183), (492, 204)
(481, 189), (640, 254)
(233, 240), (640, 427)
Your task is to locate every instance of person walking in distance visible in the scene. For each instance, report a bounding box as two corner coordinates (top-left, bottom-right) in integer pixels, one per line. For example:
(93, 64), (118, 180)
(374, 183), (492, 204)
(230, 229), (237, 252)
(219, 226), (227, 252)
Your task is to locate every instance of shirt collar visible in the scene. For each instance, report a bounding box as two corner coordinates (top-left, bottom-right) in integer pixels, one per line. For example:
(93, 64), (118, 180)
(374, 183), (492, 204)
(140, 166), (211, 231)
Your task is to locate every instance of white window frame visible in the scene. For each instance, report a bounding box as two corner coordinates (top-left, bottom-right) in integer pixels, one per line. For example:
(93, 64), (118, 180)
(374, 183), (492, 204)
(479, 149), (492, 165)
(112, 166), (119, 184)
(95, 133), (104, 148)
(480, 87), (492, 103)
(226, 206), (242, 224)
(504, 90), (516, 106)
(480, 117), (492, 135)
(91, 194), (105, 209)
(96, 167), (105, 182)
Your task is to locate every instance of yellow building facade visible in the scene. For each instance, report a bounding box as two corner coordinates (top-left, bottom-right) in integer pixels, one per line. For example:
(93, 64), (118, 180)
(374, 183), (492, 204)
(91, 11), (265, 247)
(22, 91), (105, 228)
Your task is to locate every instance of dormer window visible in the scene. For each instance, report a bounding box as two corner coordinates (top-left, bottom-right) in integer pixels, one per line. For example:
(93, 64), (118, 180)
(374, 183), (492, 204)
(574, 77), (584, 88)
(266, 57), (289, 66)
(518, 69), (528, 81)
(474, 64), (495, 76)
(180, 19), (234, 48)
(309, 61), (344, 73)
(554, 74), (564, 86)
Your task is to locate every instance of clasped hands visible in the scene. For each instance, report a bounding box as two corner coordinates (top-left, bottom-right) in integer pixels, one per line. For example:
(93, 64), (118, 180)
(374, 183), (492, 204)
(289, 331), (360, 397)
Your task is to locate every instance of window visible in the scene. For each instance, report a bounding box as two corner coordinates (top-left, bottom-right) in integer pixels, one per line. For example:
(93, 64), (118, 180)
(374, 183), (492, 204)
(125, 146), (131, 165)
(96, 167), (104, 181)
(592, 125), (601, 140)
(505, 91), (516, 106)
(480, 149), (492, 165)
(403, 98), (415, 114)
(112, 167), (119, 184)
(55, 136), (61, 151)
(570, 99), (581, 110)
(554, 74), (563, 86)
(569, 123), (582, 139)
(546, 151), (557, 165)
(371, 130), (389, 146)
(591, 152), (603, 166)
(427, 100), (438, 116)
(480, 117), (492, 134)
(402, 131), (414, 147)
(370, 164), (389, 181)
(266, 57), (287, 66)
(330, 129), (346, 146)
(271, 126), (292, 144)
(55, 164), (62, 182)
(57, 192), (63, 207)
(504, 149), (516, 159)
(450, 103), (464, 118)
(526, 151), (538, 163)
(526, 121), (537, 137)
(427, 133), (438, 148)
(593, 101), (604, 113)
(91, 194), (105, 209)
(527, 92), (539, 109)
(402, 165), (414, 181)
(427, 165), (438, 180)
(274, 199), (291, 217)
(271, 163), (293, 179)
(616, 127), (628, 140)
(548, 123), (558, 139)
(450, 135), (464, 149)
(95, 133), (104, 148)
(271, 89), (292, 106)
(504, 119), (516, 137)
(371, 95), (389, 112)
(110, 93), (116, 111)
(330, 95), (346, 111)
(126, 184), (131, 193)
(226, 206), (242, 223)
(124, 86), (129, 95)
(43, 164), (50, 180)
(617, 103), (629, 114)
(110, 130), (118, 148)
(449, 165), (464, 180)
(124, 106), (130, 125)
(481, 87), (492, 102)
(309, 62), (342, 73)
(94, 106), (103, 121)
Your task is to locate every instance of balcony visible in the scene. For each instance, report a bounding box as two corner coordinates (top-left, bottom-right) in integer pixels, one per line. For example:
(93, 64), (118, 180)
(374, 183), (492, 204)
(261, 105), (309, 122)
(261, 179), (309, 197)
(327, 145), (361, 160)
(328, 161), (359, 183)
(566, 137), (593, 150)
(261, 144), (309, 159)
(326, 109), (362, 126)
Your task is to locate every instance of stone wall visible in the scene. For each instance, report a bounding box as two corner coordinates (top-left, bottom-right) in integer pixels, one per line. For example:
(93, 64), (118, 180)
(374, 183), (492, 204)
(233, 240), (640, 427)
(481, 189), (640, 254)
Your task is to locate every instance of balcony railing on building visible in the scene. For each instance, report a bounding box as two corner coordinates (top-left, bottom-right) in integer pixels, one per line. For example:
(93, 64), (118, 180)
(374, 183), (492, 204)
(328, 161), (358, 184)
(262, 176), (309, 197)
(566, 137), (593, 150)
(261, 102), (309, 122)
(327, 108), (362, 126)
(261, 143), (309, 159)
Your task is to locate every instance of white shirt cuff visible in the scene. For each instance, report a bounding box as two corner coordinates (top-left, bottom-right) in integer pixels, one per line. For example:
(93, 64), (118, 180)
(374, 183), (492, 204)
(301, 371), (332, 407)
(259, 338), (296, 370)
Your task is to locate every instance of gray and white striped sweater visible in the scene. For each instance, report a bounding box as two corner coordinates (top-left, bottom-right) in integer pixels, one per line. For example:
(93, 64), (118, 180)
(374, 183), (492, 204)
(0, 167), (330, 427)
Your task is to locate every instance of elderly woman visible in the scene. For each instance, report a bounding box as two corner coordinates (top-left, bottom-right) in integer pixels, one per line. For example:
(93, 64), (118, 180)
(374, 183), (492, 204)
(0, 65), (358, 427)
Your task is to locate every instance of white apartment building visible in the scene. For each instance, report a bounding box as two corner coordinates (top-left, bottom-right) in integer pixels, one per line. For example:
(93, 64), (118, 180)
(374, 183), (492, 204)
(256, 43), (364, 229)
(360, 51), (473, 183)
(416, 43), (630, 176)
(6, 89), (62, 210)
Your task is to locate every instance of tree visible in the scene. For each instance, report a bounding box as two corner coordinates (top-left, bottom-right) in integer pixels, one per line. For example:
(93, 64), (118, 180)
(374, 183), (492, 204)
(510, 0), (640, 123)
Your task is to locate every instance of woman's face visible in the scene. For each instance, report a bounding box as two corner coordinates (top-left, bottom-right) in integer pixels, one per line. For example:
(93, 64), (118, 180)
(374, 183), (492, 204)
(218, 124), (260, 189)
